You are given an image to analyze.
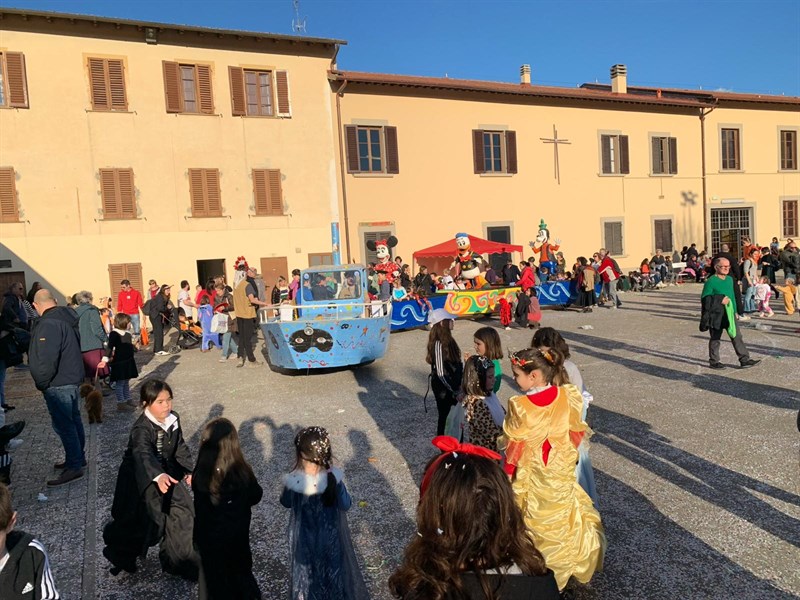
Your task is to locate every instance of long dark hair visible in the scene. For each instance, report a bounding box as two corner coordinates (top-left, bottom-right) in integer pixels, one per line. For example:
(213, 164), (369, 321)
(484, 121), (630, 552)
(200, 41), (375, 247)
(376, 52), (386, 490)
(531, 327), (572, 360)
(509, 347), (568, 386)
(294, 426), (337, 507)
(389, 453), (548, 599)
(193, 418), (256, 498)
(425, 321), (461, 365)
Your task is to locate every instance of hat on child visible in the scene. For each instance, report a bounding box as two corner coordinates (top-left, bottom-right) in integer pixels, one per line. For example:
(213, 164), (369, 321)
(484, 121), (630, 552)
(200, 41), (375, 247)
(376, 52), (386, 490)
(428, 308), (456, 327)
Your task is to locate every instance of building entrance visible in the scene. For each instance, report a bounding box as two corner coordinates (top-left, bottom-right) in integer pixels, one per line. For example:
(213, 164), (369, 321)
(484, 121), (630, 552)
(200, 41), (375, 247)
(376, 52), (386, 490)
(196, 258), (226, 287)
(486, 226), (512, 274)
(710, 208), (752, 261)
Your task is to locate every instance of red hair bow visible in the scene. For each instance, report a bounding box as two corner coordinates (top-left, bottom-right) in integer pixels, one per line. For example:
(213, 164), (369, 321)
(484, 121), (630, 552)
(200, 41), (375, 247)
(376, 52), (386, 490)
(420, 436), (502, 499)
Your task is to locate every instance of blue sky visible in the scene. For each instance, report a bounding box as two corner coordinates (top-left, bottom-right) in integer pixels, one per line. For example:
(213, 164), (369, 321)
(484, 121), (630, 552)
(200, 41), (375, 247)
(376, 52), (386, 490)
(3, 0), (799, 95)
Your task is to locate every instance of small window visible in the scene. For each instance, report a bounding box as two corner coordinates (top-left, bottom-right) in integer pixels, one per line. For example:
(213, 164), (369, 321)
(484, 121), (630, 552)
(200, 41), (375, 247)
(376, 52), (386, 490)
(229, 67), (290, 117)
(603, 221), (624, 256)
(783, 199), (798, 238)
(654, 219), (674, 253)
(721, 128), (741, 170)
(600, 134), (630, 174)
(781, 130), (798, 171)
(100, 168), (136, 220)
(651, 136), (678, 175)
(245, 70), (273, 116)
(188, 168), (222, 217)
(345, 126), (399, 174)
(0, 167), (20, 222)
(0, 52), (29, 108)
(163, 61), (214, 114)
(472, 130), (517, 174)
(252, 168), (283, 216)
(88, 58), (127, 111)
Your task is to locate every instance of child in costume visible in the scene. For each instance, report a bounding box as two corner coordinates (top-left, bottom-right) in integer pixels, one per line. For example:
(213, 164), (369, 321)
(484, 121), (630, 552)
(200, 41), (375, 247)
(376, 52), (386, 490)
(500, 348), (605, 591)
(457, 355), (504, 452)
(198, 297), (218, 352)
(102, 379), (199, 580)
(280, 426), (367, 600)
(99, 312), (138, 412)
(498, 296), (512, 329)
(753, 276), (774, 317)
(193, 418), (263, 599)
(425, 310), (463, 436)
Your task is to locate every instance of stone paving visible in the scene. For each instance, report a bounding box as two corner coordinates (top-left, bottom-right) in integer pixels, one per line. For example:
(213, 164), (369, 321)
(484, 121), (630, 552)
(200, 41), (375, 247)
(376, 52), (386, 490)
(3, 285), (800, 599)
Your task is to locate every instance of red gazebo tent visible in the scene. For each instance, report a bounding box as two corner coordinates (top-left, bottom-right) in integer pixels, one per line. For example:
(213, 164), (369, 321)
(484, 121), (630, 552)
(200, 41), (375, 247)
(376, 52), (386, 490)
(413, 234), (523, 259)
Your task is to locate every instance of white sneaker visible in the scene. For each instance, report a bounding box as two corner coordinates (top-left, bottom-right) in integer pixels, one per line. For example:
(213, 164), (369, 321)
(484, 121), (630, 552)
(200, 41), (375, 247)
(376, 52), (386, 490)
(155, 350), (169, 356)
(737, 315), (751, 321)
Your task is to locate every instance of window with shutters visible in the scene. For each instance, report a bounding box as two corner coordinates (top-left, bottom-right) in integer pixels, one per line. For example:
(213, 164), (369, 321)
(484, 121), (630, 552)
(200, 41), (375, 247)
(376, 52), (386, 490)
(252, 168), (283, 216)
(163, 61), (214, 114)
(650, 136), (678, 175)
(99, 168), (136, 220)
(308, 253), (334, 267)
(108, 263), (143, 299)
(782, 198), (799, 238)
(87, 57), (127, 111)
(599, 134), (630, 175)
(653, 219), (674, 253)
(472, 130), (517, 174)
(344, 125), (399, 175)
(0, 52), (29, 108)
(720, 127), (742, 170)
(780, 130), (798, 171)
(188, 168), (222, 217)
(363, 230), (394, 265)
(0, 167), (19, 222)
(602, 220), (624, 256)
(229, 67), (290, 117)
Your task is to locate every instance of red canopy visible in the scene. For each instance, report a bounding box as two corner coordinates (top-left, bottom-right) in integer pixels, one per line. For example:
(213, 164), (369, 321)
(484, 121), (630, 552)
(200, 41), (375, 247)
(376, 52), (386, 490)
(412, 234), (524, 259)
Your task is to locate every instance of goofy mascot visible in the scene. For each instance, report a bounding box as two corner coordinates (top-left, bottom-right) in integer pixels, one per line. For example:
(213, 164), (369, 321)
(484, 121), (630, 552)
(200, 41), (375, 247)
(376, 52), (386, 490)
(529, 219), (560, 277)
(452, 233), (488, 289)
(367, 236), (400, 283)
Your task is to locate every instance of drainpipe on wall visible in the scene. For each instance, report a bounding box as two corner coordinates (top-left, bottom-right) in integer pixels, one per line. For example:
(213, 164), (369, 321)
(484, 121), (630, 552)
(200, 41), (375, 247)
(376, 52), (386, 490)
(699, 102), (717, 252)
(334, 77), (352, 263)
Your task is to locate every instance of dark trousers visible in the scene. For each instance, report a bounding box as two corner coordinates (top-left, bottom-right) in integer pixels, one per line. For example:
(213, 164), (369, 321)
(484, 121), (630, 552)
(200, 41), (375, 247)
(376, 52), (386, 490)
(729, 275), (744, 316)
(152, 314), (165, 353)
(432, 379), (456, 436)
(709, 326), (750, 365)
(236, 317), (256, 362)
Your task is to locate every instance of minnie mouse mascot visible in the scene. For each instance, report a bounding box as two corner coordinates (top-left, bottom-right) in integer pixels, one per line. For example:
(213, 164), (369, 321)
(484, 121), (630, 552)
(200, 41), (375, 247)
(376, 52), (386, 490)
(452, 233), (488, 289)
(366, 236), (400, 282)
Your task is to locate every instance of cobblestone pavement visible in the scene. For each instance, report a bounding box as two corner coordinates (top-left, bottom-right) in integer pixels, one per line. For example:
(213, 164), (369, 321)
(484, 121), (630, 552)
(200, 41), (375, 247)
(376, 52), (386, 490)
(4, 285), (799, 599)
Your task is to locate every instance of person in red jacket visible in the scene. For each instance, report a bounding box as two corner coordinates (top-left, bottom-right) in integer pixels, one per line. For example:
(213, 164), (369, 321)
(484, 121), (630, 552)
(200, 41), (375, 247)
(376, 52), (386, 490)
(598, 249), (621, 309)
(116, 280), (144, 337)
(518, 260), (537, 292)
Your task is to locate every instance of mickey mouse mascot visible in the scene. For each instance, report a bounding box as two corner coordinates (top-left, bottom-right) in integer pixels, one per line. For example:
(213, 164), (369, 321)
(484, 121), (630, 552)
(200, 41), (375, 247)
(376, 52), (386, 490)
(366, 236), (400, 282)
(451, 233), (488, 289)
(529, 219), (561, 276)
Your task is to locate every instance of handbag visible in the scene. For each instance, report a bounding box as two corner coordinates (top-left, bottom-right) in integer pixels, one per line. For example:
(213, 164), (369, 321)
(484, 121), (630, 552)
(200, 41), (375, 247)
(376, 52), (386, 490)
(0, 331), (24, 367)
(210, 313), (228, 334)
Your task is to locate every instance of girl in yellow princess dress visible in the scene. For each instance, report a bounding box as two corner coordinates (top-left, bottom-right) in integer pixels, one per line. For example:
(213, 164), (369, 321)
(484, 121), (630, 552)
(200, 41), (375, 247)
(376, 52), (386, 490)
(500, 347), (605, 591)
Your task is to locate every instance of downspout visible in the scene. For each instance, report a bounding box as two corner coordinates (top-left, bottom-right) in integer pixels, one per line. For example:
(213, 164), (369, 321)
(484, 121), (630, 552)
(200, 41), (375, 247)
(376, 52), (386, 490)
(699, 102), (717, 251)
(335, 77), (352, 263)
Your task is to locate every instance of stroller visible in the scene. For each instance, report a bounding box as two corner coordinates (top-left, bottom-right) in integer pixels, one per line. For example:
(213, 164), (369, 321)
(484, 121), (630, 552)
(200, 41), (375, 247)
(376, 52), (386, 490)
(160, 308), (202, 352)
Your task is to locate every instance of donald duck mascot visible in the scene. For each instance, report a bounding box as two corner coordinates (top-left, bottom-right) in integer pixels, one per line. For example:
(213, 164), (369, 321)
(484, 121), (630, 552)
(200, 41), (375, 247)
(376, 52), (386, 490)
(452, 233), (488, 289)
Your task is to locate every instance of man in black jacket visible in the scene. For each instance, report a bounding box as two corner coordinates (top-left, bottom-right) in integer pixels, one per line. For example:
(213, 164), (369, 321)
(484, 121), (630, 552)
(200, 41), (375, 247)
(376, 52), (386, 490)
(29, 290), (86, 487)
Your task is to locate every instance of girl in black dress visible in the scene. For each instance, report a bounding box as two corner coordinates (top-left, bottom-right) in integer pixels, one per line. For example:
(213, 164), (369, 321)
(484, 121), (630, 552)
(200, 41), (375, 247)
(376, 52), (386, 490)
(98, 312), (138, 412)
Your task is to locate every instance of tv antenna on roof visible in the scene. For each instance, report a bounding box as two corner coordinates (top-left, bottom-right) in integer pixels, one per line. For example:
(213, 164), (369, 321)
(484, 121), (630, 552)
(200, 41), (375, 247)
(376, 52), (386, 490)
(292, 0), (306, 34)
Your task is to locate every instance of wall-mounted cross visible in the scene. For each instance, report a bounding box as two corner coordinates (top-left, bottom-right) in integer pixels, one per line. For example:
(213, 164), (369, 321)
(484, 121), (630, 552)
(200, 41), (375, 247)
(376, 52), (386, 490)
(540, 124), (571, 185)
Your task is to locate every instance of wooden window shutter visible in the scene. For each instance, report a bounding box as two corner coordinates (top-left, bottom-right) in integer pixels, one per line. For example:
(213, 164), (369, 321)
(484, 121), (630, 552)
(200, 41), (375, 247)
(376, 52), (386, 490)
(345, 126), (359, 173)
(100, 169), (121, 218)
(505, 130), (517, 174)
(668, 137), (678, 174)
(651, 137), (661, 173)
(89, 58), (109, 110)
(205, 169), (222, 215)
(163, 61), (182, 113)
(253, 169), (268, 215)
(107, 59), (127, 110)
(619, 135), (630, 174)
(5, 52), (29, 108)
(127, 263), (144, 298)
(0, 167), (19, 223)
(196, 65), (214, 114)
(601, 136), (612, 174)
(385, 126), (400, 174)
(473, 130), (485, 174)
(253, 168), (282, 215)
(189, 168), (207, 216)
(267, 169), (282, 214)
(229, 66), (246, 116)
(118, 168), (135, 218)
(275, 70), (291, 117)
(604, 222), (623, 256)
(108, 264), (127, 298)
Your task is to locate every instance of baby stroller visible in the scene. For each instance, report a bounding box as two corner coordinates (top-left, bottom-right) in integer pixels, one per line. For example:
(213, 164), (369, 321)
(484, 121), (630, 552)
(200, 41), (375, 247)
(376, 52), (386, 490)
(162, 309), (201, 352)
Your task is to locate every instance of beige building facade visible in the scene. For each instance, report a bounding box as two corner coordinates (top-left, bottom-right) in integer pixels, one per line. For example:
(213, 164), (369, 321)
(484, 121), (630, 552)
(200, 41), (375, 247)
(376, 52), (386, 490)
(0, 9), (343, 300)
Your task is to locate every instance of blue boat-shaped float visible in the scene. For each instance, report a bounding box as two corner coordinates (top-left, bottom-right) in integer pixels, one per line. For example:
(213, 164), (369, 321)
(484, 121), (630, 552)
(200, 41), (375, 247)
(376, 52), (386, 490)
(259, 265), (391, 370)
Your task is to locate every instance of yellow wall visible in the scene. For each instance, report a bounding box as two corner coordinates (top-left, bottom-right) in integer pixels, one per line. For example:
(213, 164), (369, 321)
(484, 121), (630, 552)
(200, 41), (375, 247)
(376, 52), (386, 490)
(0, 23), (339, 299)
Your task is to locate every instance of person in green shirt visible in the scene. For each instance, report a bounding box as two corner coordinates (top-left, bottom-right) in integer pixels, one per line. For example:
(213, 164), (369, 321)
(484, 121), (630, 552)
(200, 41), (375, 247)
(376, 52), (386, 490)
(700, 257), (760, 370)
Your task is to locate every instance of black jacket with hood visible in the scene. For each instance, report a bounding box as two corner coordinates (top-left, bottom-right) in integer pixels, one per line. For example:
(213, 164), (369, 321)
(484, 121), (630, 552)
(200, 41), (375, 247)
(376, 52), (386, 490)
(28, 306), (83, 391)
(0, 530), (59, 599)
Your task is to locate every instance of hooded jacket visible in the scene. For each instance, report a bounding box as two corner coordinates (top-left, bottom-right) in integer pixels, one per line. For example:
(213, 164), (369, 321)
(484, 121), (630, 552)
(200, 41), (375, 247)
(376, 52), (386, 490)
(28, 306), (83, 391)
(0, 530), (60, 599)
(74, 303), (107, 352)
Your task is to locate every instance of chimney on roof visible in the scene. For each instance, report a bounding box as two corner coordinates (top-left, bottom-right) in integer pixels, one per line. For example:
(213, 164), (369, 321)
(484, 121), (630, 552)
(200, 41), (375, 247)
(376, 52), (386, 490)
(611, 64), (627, 94)
(520, 64), (531, 86)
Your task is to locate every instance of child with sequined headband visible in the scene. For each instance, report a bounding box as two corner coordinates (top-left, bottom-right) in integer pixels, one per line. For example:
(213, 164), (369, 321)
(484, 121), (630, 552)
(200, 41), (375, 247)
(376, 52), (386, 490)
(280, 426), (368, 600)
(500, 348), (605, 591)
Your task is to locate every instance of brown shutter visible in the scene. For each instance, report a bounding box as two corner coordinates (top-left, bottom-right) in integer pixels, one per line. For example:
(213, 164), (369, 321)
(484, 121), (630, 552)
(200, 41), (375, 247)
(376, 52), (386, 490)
(229, 66), (246, 116)
(654, 219), (673, 253)
(100, 169), (121, 219)
(604, 222), (623, 256)
(505, 130), (517, 174)
(189, 168), (207, 216)
(600, 135), (612, 173)
(651, 137), (661, 173)
(196, 65), (214, 114)
(0, 167), (19, 223)
(275, 70), (291, 117)
(253, 169), (268, 215)
(126, 263), (144, 298)
(267, 169), (282, 214)
(118, 168), (135, 218)
(668, 137), (678, 174)
(107, 59), (127, 110)
(384, 126), (399, 174)
(108, 264), (127, 298)
(88, 58), (109, 110)
(345, 126), (359, 173)
(619, 135), (630, 174)
(205, 169), (222, 216)
(473, 130), (485, 174)
(5, 52), (29, 108)
(163, 61), (182, 113)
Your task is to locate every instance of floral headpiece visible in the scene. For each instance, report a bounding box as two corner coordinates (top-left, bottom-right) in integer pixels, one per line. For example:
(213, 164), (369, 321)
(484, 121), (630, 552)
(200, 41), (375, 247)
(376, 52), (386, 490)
(419, 436), (501, 499)
(234, 256), (249, 271)
(509, 348), (553, 368)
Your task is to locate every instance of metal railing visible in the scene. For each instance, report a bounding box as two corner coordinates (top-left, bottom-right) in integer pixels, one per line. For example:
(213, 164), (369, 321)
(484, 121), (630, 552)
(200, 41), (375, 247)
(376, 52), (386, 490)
(257, 300), (392, 324)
